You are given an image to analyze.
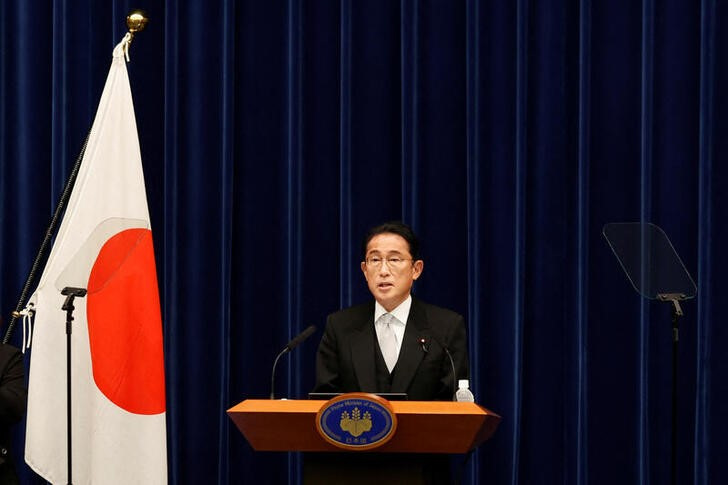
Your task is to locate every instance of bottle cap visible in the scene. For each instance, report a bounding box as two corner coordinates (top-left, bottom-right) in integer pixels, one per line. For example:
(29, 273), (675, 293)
(458, 379), (469, 389)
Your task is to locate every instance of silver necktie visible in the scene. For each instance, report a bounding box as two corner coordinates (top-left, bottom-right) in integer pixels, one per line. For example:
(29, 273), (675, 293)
(377, 313), (399, 372)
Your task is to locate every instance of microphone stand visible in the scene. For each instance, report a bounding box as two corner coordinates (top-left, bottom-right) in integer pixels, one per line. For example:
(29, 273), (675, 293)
(60, 287), (87, 485)
(425, 336), (458, 400)
(443, 346), (458, 401)
(270, 325), (316, 399)
(269, 348), (289, 400)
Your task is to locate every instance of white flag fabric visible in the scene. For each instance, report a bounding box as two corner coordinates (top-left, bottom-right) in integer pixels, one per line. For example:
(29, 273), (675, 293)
(24, 37), (167, 484)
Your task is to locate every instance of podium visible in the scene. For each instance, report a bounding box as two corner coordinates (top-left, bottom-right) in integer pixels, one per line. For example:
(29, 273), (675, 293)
(228, 397), (501, 483)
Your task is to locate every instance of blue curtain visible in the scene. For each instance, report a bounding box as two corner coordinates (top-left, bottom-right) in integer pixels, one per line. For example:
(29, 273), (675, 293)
(1, 1), (726, 484)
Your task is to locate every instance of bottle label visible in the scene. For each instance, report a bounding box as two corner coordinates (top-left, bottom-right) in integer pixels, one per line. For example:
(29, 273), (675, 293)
(455, 389), (475, 402)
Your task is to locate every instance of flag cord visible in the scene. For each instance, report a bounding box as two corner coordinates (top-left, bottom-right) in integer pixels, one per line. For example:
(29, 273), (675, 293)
(19, 304), (34, 353)
(3, 133), (91, 344)
(120, 32), (133, 62)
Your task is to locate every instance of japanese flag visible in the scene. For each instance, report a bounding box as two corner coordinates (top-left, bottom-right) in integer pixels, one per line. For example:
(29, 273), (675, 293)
(24, 36), (167, 484)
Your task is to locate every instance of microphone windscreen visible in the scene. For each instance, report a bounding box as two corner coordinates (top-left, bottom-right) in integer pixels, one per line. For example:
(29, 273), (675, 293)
(286, 325), (317, 350)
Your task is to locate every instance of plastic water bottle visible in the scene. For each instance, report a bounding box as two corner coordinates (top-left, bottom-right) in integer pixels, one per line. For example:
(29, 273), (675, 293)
(454, 379), (475, 402)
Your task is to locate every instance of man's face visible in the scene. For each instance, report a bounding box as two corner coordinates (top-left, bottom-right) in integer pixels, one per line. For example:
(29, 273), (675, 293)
(360, 232), (423, 312)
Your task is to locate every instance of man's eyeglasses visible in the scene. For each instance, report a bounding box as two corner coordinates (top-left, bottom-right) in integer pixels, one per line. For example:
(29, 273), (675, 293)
(364, 257), (412, 269)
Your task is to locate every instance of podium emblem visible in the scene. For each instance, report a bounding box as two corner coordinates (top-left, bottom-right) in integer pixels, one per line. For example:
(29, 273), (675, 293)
(316, 393), (397, 450)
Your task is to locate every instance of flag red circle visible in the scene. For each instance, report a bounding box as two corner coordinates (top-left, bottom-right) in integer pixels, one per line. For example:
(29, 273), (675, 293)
(86, 228), (166, 415)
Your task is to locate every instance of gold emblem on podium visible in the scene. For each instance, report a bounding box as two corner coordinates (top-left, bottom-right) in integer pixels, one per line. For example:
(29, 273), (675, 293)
(316, 393), (397, 450)
(339, 407), (372, 437)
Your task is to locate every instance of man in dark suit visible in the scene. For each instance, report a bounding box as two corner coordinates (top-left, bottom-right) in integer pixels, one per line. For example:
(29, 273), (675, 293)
(0, 342), (27, 485)
(314, 221), (469, 401)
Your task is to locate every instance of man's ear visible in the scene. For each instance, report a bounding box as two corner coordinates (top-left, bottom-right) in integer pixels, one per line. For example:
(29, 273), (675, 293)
(412, 260), (424, 280)
(360, 261), (369, 280)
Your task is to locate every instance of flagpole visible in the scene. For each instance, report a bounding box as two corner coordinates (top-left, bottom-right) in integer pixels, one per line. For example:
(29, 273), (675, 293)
(3, 10), (149, 345)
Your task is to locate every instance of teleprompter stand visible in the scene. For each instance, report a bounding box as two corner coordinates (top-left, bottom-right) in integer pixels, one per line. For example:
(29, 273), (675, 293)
(603, 222), (697, 485)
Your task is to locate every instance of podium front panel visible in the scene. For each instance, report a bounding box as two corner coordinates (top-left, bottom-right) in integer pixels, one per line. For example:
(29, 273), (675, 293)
(227, 399), (501, 454)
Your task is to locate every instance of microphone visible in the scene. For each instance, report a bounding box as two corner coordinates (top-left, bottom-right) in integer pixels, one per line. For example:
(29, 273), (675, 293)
(426, 335), (458, 401)
(61, 287), (87, 311)
(60, 287), (87, 297)
(285, 325), (316, 351)
(270, 325), (316, 399)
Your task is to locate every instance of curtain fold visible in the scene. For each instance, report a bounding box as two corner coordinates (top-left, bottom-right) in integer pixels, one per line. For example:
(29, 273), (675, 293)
(695, 1), (714, 483)
(1, 1), (726, 484)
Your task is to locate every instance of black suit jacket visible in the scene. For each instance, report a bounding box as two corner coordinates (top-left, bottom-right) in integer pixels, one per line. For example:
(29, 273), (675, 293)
(314, 297), (469, 401)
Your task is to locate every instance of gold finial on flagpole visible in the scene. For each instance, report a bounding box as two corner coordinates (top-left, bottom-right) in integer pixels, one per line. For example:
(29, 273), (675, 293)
(126, 10), (149, 39)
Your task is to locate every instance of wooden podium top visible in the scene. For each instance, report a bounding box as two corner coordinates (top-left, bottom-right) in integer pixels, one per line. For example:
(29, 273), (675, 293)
(228, 398), (501, 453)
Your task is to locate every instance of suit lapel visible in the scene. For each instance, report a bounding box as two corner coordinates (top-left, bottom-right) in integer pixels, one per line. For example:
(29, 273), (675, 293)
(391, 298), (430, 393)
(350, 304), (377, 392)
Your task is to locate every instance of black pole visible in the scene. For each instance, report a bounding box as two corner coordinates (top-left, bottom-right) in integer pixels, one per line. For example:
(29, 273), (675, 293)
(3, 133), (90, 344)
(656, 293), (684, 485)
(66, 310), (72, 485)
(670, 302), (680, 485)
(269, 348), (288, 400)
(61, 287), (86, 485)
